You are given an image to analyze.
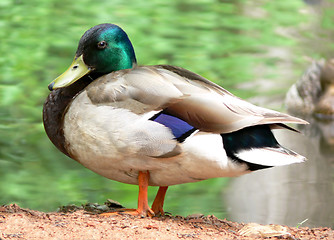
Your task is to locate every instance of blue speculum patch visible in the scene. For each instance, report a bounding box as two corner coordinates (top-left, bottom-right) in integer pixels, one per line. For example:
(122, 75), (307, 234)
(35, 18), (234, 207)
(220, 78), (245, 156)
(151, 112), (196, 142)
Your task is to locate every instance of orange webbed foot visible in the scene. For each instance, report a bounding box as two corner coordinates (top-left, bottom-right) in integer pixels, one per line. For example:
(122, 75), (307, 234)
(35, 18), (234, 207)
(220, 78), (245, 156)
(100, 172), (169, 218)
(100, 207), (155, 217)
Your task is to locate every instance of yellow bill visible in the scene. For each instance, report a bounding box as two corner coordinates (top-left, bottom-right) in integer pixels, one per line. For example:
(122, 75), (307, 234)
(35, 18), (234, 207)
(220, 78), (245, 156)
(48, 55), (91, 90)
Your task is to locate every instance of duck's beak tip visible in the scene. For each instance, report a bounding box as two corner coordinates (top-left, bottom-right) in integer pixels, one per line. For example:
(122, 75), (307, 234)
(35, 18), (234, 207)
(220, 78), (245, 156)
(48, 82), (55, 91)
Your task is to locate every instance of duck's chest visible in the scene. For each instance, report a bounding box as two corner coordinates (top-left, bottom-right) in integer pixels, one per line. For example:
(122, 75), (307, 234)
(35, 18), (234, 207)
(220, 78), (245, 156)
(63, 91), (139, 161)
(43, 79), (92, 157)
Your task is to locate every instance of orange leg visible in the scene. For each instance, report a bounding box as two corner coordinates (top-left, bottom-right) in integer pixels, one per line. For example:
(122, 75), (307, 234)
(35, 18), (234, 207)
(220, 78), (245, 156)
(100, 171), (154, 217)
(151, 186), (168, 216)
(135, 171), (155, 217)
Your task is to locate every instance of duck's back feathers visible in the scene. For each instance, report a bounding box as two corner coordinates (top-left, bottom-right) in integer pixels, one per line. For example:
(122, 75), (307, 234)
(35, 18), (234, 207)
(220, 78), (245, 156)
(85, 65), (307, 134)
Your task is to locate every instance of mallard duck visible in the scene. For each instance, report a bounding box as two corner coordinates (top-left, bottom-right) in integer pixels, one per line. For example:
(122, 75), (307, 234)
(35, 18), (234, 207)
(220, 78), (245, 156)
(43, 23), (307, 217)
(285, 58), (334, 118)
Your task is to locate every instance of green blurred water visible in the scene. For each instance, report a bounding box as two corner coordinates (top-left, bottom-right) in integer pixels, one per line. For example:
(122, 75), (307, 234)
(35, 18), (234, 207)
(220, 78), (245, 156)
(0, 0), (333, 227)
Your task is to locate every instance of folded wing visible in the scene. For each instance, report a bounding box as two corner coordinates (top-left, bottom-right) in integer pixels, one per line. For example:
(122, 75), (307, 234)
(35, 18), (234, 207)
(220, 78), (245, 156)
(86, 65), (307, 135)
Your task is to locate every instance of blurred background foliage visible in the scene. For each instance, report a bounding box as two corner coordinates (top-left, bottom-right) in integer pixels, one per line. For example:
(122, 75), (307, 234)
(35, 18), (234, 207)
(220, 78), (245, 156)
(0, 0), (333, 220)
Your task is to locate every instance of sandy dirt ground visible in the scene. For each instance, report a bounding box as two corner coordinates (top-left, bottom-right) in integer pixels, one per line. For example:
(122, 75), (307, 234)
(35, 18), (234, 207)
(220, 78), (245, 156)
(0, 204), (333, 239)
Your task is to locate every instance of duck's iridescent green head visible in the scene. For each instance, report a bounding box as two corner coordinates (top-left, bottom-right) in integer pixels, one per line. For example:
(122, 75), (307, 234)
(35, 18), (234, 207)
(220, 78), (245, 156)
(48, 24), (137, 90)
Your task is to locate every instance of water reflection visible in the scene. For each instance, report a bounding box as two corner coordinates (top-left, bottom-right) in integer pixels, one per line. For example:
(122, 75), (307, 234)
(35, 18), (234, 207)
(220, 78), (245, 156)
(225, 117), (334, 228)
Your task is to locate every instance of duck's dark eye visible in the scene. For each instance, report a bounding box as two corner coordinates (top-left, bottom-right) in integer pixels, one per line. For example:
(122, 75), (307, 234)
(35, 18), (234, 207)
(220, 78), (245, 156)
(97, 41), (108, 49)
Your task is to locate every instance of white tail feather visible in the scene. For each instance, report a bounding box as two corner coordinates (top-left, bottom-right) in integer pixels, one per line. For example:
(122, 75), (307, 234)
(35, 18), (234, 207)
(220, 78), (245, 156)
(236, 147), (306, 167)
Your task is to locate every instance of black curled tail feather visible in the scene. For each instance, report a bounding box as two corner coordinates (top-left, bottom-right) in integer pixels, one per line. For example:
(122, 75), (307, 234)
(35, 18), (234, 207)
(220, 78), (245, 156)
(221, 125), (280, 171)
